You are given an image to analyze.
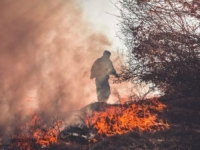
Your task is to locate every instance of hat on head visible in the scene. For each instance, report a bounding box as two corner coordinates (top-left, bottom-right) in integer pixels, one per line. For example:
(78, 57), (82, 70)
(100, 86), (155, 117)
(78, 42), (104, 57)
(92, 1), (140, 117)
(103, 50), (111, 56)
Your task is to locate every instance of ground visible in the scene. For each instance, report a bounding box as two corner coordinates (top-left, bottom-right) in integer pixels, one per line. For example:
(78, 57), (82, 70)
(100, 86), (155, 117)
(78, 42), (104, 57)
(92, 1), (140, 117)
(2, 97), (199, 150)
(42, 96), (200, 150)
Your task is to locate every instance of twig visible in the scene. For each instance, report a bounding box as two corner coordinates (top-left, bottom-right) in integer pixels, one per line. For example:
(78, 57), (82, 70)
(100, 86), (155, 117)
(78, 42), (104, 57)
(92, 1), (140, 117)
(75, 115), (88, 128)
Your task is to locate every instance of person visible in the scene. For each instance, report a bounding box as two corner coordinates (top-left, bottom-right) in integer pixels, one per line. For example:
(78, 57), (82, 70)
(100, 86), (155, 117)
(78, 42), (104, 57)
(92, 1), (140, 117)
(90, 50), (119, 102)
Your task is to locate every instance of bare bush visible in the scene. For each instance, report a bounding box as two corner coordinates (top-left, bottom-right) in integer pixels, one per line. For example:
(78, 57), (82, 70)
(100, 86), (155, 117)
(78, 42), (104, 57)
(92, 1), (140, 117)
(117, 0), (200, 96)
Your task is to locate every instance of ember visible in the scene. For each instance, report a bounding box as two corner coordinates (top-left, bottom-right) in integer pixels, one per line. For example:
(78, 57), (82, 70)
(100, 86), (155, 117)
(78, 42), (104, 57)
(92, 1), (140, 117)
(85, 98), (169, 136)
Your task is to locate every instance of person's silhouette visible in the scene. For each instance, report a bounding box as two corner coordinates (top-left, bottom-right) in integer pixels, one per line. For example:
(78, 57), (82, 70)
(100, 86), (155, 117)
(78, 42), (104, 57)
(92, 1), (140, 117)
(90, 50), (118, 102)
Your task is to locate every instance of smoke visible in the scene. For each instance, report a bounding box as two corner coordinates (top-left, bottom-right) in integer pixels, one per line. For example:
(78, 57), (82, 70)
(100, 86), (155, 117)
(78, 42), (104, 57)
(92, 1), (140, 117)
(0, 0), (111, 137)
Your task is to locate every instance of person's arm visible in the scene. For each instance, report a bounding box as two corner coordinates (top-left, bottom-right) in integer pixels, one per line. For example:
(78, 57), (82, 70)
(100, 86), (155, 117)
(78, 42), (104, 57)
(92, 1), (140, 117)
(109, 60), (119, 77)
(90, 62), (95, 79)
(90, 59), (99, 79)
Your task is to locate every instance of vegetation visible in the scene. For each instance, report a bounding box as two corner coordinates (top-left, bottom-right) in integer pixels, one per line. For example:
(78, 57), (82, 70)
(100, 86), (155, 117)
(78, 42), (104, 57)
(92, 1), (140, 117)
(117, 0), (200, 97)
(2, 1), (200, 150)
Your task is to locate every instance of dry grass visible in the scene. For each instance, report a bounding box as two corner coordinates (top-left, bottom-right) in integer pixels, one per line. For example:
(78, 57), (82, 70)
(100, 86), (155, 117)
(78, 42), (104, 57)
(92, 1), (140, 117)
(3, 97), (200, 150)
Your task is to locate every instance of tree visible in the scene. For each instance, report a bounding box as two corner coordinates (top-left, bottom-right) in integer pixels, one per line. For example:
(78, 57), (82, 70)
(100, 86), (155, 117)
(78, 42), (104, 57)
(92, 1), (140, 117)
(118, 0), (200, 96)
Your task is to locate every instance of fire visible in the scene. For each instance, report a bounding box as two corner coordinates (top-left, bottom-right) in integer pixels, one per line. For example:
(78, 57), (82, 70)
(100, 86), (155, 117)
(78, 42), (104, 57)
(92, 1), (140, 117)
(6, 98), (169, 148)
(85, 98), (169, 136)
(8, 114), (63, 149)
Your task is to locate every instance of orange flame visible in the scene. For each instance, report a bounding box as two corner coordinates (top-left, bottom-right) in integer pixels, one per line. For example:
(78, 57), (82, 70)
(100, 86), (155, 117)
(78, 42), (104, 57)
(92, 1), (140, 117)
(7, 98), (169, 149)
(8, 114), (63, 149)
(85, 98), (169, 136)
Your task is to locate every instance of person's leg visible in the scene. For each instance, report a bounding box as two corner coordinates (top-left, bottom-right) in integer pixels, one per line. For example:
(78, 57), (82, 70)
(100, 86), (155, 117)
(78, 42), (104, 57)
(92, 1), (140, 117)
(96, 83), (110, 102)
(96, 81), (110, 111)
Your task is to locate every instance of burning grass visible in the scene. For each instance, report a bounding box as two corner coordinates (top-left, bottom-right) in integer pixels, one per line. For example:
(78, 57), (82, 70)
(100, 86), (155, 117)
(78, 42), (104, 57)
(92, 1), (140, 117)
(7, 114), (63, 150)
(2, 97), (200, 150)
(3, 98), (170, 149)
(85, 98), (169, 137)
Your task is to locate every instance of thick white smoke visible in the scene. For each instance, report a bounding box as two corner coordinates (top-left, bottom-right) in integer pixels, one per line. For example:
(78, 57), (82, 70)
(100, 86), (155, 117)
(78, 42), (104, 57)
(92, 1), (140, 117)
(0, 0), (112, 137)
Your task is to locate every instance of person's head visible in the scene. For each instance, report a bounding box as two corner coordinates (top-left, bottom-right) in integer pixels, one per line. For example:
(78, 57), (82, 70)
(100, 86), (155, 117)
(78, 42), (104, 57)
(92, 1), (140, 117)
(103, 50), (111, 59)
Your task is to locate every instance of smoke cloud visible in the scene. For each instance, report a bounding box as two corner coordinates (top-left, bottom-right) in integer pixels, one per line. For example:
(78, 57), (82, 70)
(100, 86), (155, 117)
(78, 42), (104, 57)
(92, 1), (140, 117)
(0, 0), (112, 137)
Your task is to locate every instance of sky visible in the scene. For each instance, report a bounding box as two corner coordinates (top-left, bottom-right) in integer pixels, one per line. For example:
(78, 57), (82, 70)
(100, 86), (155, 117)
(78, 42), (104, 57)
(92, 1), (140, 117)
(79, 0), (120, 47)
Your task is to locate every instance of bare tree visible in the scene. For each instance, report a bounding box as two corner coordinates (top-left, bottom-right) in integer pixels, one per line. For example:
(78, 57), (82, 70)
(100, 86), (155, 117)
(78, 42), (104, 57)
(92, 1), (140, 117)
(118, 0), (200, 96)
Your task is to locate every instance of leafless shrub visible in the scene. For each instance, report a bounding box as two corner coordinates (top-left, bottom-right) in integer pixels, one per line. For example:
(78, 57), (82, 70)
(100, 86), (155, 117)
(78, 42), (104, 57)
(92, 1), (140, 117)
(117, 0), (200, 97)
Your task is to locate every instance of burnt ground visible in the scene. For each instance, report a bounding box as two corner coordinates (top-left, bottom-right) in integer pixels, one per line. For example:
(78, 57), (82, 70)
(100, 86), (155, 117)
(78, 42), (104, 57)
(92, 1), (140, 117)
(42, 96), (200, 150)
(2, 97), (200, 150)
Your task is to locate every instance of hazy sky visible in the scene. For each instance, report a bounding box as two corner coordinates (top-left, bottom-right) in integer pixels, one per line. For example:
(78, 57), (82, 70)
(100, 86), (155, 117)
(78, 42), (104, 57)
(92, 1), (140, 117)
(79, 0), (120, 45)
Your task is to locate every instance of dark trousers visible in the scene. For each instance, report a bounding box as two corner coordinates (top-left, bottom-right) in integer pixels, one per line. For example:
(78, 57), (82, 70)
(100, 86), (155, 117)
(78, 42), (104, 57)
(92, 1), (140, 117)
(95, 76), (110, 102)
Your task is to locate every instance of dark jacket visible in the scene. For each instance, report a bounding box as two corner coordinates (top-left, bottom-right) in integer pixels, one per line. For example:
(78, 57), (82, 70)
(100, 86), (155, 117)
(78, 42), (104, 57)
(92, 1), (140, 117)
(90, 56), (117, 81)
